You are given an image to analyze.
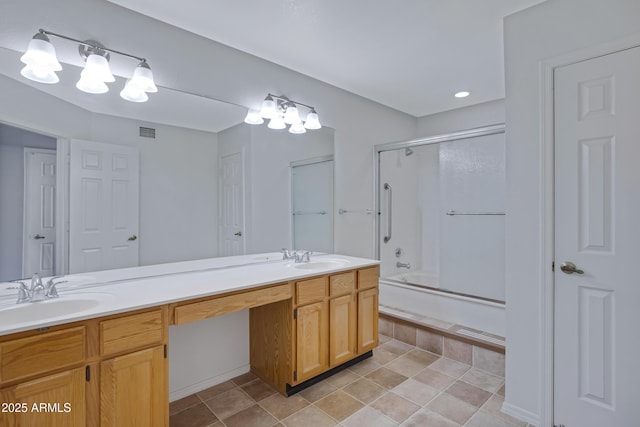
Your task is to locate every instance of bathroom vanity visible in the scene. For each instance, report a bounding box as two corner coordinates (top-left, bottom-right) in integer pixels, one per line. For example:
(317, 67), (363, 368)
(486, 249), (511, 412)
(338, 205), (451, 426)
(0, 254), (379, 426)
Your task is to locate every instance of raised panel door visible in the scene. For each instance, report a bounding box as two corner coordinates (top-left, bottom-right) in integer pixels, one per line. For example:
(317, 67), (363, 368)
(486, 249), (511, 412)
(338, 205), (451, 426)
(0, 367), (85, 427)
(100, 346), (166, 427)
(295, 301), (328, 383)
(329, 293), (356, 367)
(357, 288), (379, 354)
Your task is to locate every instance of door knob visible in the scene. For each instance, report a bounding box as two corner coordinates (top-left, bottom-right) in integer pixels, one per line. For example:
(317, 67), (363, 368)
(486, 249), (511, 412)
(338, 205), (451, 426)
(560, 261), (584, 275)
(128, 235), (137, 241)
(234, 231), (243, 237)
(33, 234), (45, 240)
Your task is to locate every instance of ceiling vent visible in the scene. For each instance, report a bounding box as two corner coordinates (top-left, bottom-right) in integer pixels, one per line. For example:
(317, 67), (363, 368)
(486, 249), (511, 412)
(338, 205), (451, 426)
(139, 126), (156, 139)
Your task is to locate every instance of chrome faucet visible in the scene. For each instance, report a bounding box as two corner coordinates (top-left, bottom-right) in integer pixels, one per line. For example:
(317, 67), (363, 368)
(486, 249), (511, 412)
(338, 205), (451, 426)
(294, 251), (312, 263)
(16, 274), (65, 304)
(281, 248), (295, 260)
(396, 262), (411, 269)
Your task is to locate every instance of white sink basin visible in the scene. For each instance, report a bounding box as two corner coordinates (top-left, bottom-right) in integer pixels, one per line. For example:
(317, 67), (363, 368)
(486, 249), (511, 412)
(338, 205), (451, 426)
(288, 258), (351, 270)
(0, 292), (113, 325)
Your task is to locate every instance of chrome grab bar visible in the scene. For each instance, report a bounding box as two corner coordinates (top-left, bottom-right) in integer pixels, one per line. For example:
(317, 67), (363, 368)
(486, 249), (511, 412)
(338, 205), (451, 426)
(293, 211), (327, 215)
(383, 183), (392, 243)
(446, 210), (505, 216)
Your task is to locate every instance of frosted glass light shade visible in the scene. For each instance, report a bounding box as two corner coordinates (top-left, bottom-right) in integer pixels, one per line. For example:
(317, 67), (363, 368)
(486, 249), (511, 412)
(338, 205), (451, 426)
(120, 80), (149, 102)
(260, 97), (277, 119)
(304, 110), (321, 129)
(129, 62), (157, 93)
(20, 36), (62, 71)
(268, 116), (286, 130)
(82, 54), (115, 83)
(76, 75), (109, 94)
(244, 109), (264, 125)
(289, 121), (306, 134)
(283, 104), (300, 125)
(20, 64), (59, 84)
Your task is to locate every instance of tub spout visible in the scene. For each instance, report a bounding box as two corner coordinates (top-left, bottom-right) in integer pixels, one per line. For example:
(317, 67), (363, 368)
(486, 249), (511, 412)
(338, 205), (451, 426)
(396, 262), (411, 269)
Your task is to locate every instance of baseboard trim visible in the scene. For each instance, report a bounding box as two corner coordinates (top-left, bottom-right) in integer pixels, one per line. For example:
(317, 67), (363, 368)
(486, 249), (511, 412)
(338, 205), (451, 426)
(169, 364), (250, 402)
(501, 401), (540, 426)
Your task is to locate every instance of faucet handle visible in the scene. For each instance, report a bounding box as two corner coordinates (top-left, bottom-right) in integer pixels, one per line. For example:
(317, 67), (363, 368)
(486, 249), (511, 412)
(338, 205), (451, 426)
(45, 277), (66, 299)
(281, 248), (294, 260)
(294, 250), (312, 263)
(16, 282), (31, 304)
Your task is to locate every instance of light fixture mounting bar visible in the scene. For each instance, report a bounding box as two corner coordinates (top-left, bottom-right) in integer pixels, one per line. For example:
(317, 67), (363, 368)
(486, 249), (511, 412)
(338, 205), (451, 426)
(267, 93), (315, 111)
(38, 28), (146, 62)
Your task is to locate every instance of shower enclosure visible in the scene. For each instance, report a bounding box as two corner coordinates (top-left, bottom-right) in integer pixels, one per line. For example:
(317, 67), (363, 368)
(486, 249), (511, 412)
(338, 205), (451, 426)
(375, 125), (506, 335)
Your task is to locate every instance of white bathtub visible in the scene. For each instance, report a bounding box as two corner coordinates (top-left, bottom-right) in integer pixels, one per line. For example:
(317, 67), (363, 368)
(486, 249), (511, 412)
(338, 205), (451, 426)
(379, 275), (506, 337)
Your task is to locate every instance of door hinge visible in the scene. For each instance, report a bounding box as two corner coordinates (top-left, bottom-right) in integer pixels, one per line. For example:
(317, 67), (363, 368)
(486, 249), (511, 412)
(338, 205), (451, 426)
(554, 424), (566, 427)
(293, 371), (297, 381)
(552, 261), (555, 272)
(85, 365), (90, 382)
(293, 309), (298, 319)
(164, 344), (167, 359)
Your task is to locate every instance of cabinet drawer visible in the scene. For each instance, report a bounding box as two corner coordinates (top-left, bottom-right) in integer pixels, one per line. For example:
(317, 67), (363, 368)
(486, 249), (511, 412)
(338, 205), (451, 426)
(0, 326), (85, 384)
(174, 283), (291, 325)
(330, 272), (355, 296)
(101, 309), (163, 356)
(357, 266), (379, 290)
(296, 277), (327, 305)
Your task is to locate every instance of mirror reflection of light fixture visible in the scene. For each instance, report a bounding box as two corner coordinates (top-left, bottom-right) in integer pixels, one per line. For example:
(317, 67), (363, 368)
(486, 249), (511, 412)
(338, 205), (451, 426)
(246, 93), (322, 134)
(20, 29), (157, 102)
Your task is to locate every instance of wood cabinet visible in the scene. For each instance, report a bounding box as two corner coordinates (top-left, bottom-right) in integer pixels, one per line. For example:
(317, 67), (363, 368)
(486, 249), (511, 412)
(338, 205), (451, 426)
(295, 301), (328, 382)
(357, 287), (379, 353)
(0, 262), (378, 423)
(251, 266), (379, 394)
(100, 346), (166, 427)
(0, 367), (85, 427)
(0, 307), (168, 427)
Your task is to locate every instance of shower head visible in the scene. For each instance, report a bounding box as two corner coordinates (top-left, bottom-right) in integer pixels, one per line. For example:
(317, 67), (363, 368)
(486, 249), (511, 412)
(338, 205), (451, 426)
(405, 147), (413, 156)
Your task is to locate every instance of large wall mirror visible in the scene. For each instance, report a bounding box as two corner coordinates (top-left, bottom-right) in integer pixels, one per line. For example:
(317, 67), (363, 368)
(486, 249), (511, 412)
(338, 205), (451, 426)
(0, 48), (334, 282)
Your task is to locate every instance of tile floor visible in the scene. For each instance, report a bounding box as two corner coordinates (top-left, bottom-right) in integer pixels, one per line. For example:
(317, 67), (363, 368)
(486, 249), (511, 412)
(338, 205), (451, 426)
(170, 335), (532, 427)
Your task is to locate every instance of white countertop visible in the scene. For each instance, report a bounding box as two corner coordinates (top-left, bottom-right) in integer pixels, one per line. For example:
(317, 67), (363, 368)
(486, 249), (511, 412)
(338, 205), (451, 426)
(0, 253), (379, 336)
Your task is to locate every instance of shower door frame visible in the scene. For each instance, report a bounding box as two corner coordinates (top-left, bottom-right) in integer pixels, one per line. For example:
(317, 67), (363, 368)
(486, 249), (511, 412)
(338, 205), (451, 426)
(373, 123), (506, 261)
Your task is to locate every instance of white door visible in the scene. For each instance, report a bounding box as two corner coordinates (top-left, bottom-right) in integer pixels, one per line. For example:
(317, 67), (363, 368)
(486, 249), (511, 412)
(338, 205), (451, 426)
(69, 140), (139, 273)
(292, 159), (333, 252)
(220, 152), (245, 256)
(554, 46), (640, 426)
(22, 149), (56, 277)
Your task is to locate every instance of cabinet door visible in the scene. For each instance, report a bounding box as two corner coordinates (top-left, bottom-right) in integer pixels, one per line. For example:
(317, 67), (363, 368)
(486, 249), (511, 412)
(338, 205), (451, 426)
(0, 367), (85, 427)
(329, 294), (356, 367)
(358, 288), (379, 354)
(295, 301), (328, 383)
(100, 346), (166, 427)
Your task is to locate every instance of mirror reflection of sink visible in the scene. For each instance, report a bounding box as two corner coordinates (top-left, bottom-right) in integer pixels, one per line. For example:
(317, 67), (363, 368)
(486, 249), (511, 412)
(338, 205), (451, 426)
(288, 259), (351, 270)
(0, 292), (113, 325)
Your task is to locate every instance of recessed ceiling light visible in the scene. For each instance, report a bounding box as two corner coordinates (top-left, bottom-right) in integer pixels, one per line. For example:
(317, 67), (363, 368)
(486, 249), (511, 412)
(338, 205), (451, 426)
(454, 91), (470, 98)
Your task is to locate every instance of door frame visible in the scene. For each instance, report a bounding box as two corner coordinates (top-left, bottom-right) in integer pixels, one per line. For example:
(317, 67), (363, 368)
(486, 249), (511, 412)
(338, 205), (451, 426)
(22, 147), (56, 277)
(538, 34), (640, 427)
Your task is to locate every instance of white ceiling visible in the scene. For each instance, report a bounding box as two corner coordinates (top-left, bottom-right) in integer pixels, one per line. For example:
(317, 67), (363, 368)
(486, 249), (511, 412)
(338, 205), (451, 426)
(106, 0), (547, 117)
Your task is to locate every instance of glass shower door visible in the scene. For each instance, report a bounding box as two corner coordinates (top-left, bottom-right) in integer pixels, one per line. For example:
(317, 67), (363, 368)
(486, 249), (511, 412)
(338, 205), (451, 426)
(377, 131), (506, 302)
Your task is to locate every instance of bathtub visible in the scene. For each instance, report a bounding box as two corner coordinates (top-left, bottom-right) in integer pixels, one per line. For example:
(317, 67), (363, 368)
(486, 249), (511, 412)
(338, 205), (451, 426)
(379, 273), (506, 337)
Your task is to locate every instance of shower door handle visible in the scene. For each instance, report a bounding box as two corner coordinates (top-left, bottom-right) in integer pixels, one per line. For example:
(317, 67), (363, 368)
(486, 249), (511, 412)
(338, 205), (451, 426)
(383, 183), (392, 243)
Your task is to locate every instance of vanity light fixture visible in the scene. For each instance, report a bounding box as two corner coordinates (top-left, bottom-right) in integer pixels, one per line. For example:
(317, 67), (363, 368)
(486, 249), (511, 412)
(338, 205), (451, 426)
(20, 29), (157, 102)
(244, 94), (322, 134)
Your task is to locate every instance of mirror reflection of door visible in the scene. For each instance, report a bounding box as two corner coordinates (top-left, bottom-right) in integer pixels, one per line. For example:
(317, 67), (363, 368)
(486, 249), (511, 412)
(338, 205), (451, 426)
(69, 139), (139, 273)
(0, 123), (57, 281)
(23, 149), (57, 278)
(220, 152), (245, 256)
(291, 157), (334, 253)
